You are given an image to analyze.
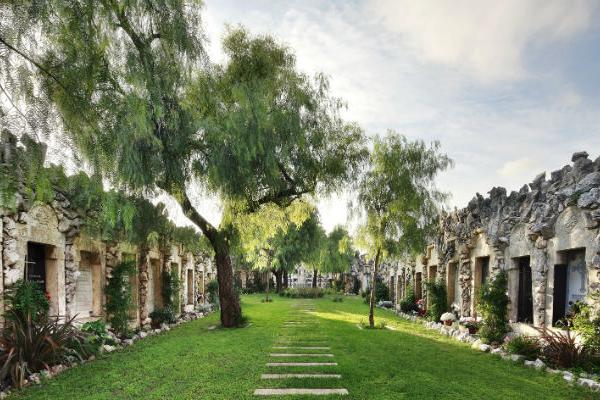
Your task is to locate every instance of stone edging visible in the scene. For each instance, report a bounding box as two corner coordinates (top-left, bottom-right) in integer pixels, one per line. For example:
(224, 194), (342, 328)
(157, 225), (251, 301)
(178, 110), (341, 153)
(0, 309), (215, 398)
(394, 310), (600, 392)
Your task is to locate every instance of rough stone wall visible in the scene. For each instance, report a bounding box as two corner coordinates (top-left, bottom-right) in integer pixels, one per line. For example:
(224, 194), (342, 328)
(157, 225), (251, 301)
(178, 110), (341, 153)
(395, 151), (600, 324)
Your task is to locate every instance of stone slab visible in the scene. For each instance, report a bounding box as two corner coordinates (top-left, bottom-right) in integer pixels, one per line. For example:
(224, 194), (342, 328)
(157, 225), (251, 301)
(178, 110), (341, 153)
(254, 388), (348, 396)
(261, 374), (341, 379)
(266, 362), (337, 366)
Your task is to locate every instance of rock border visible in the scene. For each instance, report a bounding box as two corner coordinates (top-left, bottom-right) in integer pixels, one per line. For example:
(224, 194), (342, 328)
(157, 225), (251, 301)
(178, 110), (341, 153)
(0, 308), (215, 398)
(394, 310), (600, 392)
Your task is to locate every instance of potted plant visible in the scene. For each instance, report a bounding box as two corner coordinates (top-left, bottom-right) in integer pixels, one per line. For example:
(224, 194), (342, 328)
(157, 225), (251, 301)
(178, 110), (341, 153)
(463, 319), (481, 334)
(440, 312), (456, 326)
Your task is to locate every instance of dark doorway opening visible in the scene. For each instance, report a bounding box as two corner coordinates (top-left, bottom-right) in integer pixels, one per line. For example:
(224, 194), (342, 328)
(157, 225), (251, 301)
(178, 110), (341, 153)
(517, 256), (533, 323)
(26, 242), (47, 291)
(553, 264), (568, 326)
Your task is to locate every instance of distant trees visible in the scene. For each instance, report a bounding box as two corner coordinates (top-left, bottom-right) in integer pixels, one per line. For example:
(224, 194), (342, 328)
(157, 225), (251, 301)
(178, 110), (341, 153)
(356, 132), (452, 328)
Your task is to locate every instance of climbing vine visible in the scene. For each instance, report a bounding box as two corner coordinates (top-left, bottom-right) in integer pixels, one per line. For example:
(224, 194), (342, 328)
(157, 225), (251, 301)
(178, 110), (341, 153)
(105, 261), (136, 337)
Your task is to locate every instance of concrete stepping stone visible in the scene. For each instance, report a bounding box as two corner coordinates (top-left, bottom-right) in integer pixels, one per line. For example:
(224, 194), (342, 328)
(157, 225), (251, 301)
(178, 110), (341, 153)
(261, 374), (341, 379)
(266, 362), (337, 366)
(270, 353), (334, 357)
(254, 388), (348, 396)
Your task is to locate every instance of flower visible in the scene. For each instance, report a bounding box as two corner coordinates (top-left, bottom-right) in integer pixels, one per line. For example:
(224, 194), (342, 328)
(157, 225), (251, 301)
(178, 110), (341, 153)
(440, 312), (456, 322)
(45, 291), (51, 301)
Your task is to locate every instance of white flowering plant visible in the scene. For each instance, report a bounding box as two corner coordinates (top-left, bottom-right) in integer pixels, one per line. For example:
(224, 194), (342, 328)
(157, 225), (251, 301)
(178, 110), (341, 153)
(440, 312), (456, 322)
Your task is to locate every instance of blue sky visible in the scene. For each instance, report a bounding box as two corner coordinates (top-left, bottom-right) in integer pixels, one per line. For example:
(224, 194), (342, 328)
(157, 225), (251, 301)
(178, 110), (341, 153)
(189, 0), (600, 231)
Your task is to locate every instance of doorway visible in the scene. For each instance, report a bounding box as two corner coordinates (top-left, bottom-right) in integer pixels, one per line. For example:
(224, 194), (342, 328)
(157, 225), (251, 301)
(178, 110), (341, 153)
(516, 256), (533, 323)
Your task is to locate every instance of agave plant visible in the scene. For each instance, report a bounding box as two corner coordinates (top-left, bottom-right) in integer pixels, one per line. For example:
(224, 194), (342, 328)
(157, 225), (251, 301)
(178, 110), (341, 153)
(534, 327), (589, 369)
(0, 281), (91, 388)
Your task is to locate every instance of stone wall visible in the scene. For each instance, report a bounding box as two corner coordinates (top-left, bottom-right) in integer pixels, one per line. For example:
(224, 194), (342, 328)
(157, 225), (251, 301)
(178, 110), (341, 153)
(393, 151), (600, 327)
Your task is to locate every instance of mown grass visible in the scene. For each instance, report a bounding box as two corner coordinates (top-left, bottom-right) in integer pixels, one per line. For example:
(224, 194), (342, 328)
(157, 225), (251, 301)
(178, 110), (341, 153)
(9, 295), (600, 399)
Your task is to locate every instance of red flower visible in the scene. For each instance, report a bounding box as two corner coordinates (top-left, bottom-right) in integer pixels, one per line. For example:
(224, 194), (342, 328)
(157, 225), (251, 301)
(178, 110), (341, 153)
(45, 291), (51, 301)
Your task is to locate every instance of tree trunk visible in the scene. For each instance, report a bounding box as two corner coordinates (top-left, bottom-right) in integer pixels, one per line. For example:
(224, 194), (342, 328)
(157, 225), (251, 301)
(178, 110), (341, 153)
(265, 270), (270, 302)
(179, 193), (242, 327)
(312, 268), (318, 288)
(283, 270), (289, 289)
(369, 248), (381, 328)
(273, 269), (283, 293)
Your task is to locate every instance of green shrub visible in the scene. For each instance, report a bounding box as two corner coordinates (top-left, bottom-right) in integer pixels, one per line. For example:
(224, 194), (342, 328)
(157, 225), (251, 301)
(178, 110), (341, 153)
(281, 288), (324, 298)
(161, 268), (181, 313)
(332, 295), (344, 302)
(206, 280), (219, 304)
(399, 285), (418, 313)
(569, 299), (600, 353)
(425, 281), (448, 322)
(81, 320), (115, 352)
(0, 282), (90, 388)
(505, 336), (541, 360)
(477, 271), (509, 344)
(7, 280), (49, 321)
(149, 307), (177, 328)
(105, 261), (136, 337)
(364, 279), (390, 304)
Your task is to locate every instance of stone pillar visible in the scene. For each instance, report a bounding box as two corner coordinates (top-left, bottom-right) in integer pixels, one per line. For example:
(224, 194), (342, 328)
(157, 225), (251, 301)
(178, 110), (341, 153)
(459, 244), (472, 317)
(138, 248), (150, 325)
(531, 237), (549, 327)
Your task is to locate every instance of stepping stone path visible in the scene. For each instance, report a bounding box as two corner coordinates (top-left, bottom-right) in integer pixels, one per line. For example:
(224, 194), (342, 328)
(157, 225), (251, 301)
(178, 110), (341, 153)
(254, 300), (348, 396)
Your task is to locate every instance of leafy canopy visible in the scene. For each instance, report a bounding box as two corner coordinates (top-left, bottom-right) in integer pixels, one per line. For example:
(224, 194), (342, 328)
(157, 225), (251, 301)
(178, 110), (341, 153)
(356, 132), (452, 259)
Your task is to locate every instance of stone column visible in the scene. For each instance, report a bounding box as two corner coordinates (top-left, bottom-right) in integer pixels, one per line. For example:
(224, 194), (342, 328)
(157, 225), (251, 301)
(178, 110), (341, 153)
(531, 237), (549, 327)
(138, 248), (150, 326)
(458, 244), (472, 317)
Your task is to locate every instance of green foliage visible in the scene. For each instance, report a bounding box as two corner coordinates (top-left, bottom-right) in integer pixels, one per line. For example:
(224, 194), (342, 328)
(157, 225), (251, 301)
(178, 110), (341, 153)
(81, 320), (116, 352)
(363, 280), (390, 304)
(359, 319), (387, 330)
(477, 271), (510, 344)
(0, 282), (90, 388)
(149, 307), (177, 329)
(206, 280), (219, 304)
(355, 132), (452, 261)
(5, 280), (49, 322)
(505, 336), (541, 361)
(105, 261), (136, 337)
(280, 288), (325, 299)
(319, 226), (354, 275)
(399, 285), (419, 313)
(425, 281), (448, 322)
(569, 299), (600, 353)
(162, 268), (181, 313)
(332, 295), (344, 302)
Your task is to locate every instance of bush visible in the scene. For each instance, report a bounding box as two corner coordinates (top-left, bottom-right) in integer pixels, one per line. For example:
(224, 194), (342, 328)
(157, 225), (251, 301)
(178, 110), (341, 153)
(569, 300), (600, 353)
(149, 307), (177, 328)
(281, 288), (325, 298)
(535, 327), (591, 369)
(162, 268), (181, 313)
(426, 281), (448, 322)
(206, 280), (219, 304)
(332, 295), (344, 302)
(477, 271), (509, 344)
(364, 279), (389, 304)
(399, 285), (418, 313)
(505, 336), (541, 360)
(81, 320), (116, 352)
(6, 280), (49, 321)
(0, 282), (90, 388)
(105, 261), (136, 337)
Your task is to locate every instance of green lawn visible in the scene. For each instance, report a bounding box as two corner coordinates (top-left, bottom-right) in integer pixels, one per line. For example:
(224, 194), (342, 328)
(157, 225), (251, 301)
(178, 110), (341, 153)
(9, 295), (599, 399)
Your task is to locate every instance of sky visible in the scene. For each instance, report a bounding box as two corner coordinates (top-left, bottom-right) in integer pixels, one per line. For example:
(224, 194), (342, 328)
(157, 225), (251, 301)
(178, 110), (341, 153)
(181, 0), (600, 232)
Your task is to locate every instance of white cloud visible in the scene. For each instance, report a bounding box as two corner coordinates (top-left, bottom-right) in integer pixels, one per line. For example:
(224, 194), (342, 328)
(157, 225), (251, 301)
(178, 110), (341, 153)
(369, 0), (594, 83)
(498, 158), (541, 178)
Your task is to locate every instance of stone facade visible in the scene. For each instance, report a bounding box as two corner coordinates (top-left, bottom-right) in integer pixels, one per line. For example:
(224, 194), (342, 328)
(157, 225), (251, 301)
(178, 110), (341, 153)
(391, 152), (600, 329)
(0, 133), (213, 328)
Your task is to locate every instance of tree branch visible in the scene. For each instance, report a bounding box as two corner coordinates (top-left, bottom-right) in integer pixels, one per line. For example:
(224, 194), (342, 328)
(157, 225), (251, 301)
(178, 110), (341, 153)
(178, 191), (218, 244)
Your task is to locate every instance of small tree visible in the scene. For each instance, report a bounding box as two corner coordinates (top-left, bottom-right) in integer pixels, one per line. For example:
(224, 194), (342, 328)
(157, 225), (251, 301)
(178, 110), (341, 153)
(426, 281), (448, 322)
(105, 261), (136, 337)
(356, 132), (452, 327)
(477, 271), (510, 344)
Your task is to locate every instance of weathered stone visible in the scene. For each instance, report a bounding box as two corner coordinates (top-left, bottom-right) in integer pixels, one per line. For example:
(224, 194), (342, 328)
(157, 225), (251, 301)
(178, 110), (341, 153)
(572, 151), (589, 162)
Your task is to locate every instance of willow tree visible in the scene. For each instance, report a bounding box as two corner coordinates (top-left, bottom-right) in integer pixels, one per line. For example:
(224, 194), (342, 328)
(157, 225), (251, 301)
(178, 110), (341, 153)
(317, 226), (354, 289)
(356, 132), (452, 328)
(1, 3), (366, 326)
